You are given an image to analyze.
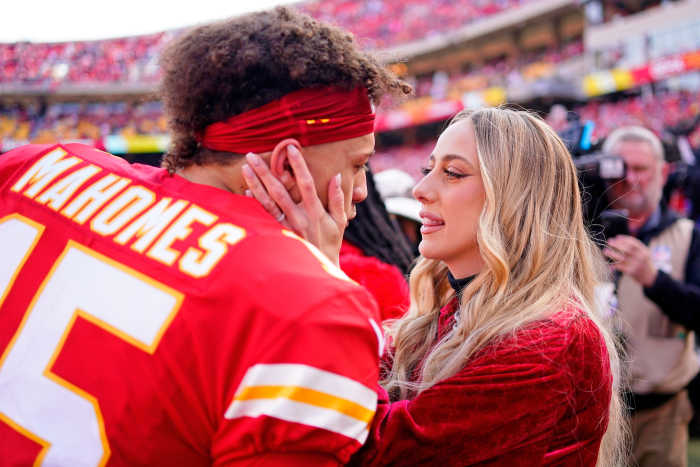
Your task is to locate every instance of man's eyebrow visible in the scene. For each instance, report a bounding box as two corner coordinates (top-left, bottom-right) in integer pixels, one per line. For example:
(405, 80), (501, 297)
(355, 149), (376, 159)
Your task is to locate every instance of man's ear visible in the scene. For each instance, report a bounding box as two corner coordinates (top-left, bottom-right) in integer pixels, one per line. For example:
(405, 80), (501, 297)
(269, 138), (302, 177)
(661, 161), (670, 186)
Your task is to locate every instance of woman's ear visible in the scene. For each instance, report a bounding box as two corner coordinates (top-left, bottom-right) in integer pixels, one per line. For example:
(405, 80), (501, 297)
(270, 138), (302, 178)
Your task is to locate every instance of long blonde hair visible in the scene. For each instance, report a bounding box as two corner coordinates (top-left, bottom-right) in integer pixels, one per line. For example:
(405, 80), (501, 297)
(382, 107), (628, 466)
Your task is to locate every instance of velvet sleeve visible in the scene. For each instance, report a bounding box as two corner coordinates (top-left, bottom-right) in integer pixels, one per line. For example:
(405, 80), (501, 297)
(351, 320), (599, 466)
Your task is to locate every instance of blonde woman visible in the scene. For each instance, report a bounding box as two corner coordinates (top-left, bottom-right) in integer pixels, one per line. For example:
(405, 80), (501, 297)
(242, 107), (627, 466)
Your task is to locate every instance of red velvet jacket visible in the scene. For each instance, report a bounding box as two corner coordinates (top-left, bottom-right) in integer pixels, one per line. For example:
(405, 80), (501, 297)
(352, 299), (613, 466)
(339, 241), (410, 322)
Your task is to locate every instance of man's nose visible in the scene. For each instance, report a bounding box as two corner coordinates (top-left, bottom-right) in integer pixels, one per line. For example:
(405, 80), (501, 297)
(626, 169), (642, 186)
(352, 172), (368, 203)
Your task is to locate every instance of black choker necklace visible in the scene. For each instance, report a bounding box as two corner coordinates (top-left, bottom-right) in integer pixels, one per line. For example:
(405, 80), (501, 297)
(447, 271), (476, 297)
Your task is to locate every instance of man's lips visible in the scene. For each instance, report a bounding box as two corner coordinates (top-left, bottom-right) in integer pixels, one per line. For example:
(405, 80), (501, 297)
(420, 210), (445, 234)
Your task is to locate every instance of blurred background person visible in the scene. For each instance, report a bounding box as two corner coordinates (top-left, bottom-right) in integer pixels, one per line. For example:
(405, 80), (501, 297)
(602, 125), (700, 467)
(374, 168), (423, 256)
(341, 169), (416, 321)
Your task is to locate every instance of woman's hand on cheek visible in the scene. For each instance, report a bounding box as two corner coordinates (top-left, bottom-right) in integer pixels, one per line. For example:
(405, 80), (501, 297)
(241, 153), (292, 230)
(241, 147), (346, 266)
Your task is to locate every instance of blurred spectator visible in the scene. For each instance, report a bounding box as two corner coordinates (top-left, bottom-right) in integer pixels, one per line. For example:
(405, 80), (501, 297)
(601, 126), (700, 466)
(371, 141), (434, 179)
(546, 103), (570, 133)
(374, 168), (422, 255)
(341, 169), (415, 321)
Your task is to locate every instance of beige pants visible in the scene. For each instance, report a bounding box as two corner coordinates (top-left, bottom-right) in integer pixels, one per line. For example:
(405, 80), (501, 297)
(631, 390), (694, 467)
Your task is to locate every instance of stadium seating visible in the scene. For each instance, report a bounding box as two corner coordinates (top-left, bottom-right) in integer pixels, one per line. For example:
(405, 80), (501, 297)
(0, 32), (170, 86)
(299, 0), (538, 49)
(3, 88), (698, 156)
(0, 101), (166, 147)
(371, 89), (700, 179)
(576, 90), (700, 149)
(407, 39), (583, 100)
(0, 0), (697, 162)
(0, 0), (540, 87)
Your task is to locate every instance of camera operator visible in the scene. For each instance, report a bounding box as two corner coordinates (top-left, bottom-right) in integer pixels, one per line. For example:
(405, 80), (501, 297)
(601, 125), (700, 467)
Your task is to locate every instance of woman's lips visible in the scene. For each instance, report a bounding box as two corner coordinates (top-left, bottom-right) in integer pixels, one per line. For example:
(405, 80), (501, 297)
(420, 224), (444, 234)
(420, 210), (444, 234)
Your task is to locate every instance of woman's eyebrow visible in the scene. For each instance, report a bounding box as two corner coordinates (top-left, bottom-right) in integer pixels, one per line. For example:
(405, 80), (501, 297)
(441, 153), (474, 168)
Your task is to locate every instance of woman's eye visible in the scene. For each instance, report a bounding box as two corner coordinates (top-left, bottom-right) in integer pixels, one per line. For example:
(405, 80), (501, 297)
(420, 166), (432, 176)
(444, 169), (467, 179)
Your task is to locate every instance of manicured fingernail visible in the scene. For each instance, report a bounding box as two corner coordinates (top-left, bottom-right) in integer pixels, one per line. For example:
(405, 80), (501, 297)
(246, 153), (260, 166)
(244, 189), (252, 197)
(241, 164), (253, 177)
(288, 145), (302, 159)
(335, 173), (341, 185)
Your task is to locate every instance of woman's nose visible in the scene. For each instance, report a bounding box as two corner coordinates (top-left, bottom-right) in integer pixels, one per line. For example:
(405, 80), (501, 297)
(413, 175), (433, 204)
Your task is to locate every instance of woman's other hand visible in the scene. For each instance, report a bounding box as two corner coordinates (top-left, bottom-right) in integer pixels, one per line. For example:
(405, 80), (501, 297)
(241, 146), (346, 266)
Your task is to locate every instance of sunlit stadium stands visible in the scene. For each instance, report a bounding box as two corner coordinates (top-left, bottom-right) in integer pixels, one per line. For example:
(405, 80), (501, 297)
(1, 0), (699, 162)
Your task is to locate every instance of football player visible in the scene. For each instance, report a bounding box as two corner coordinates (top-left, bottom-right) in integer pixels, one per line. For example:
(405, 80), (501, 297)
(0, 7), (410, 466)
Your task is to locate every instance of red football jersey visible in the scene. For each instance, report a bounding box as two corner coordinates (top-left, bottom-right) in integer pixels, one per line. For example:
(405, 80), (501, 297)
(0, 144), (382, 466)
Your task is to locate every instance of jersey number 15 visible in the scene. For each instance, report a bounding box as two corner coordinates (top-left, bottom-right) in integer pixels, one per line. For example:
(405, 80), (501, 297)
(0, 214), (182, 466)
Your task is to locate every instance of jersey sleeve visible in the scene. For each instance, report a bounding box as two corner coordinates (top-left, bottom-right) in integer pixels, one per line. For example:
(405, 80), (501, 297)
(210, 234), (383, 466)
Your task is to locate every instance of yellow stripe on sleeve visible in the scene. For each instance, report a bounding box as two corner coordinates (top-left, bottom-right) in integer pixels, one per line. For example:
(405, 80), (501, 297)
(234, 385), (374, 424)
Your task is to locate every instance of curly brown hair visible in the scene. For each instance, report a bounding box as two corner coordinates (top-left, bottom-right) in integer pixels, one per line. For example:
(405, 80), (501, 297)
(159, 6), (411, 172)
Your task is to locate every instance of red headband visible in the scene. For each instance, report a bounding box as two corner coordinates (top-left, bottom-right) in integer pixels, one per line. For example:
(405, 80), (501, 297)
(197, 86), (375, 153)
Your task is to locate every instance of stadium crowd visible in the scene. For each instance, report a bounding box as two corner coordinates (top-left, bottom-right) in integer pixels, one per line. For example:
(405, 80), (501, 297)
(2, 86), (698, 157)
(299, 0), (538, 49)
(371, 88), (700, 177)
(409, 39), (583, 99)
(0, 100), (166, 145)
(0, 0), (545, 88)
(0, 28), (587, 146)
(0, 32), (169, 86)
(576, 90), (700, 150)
